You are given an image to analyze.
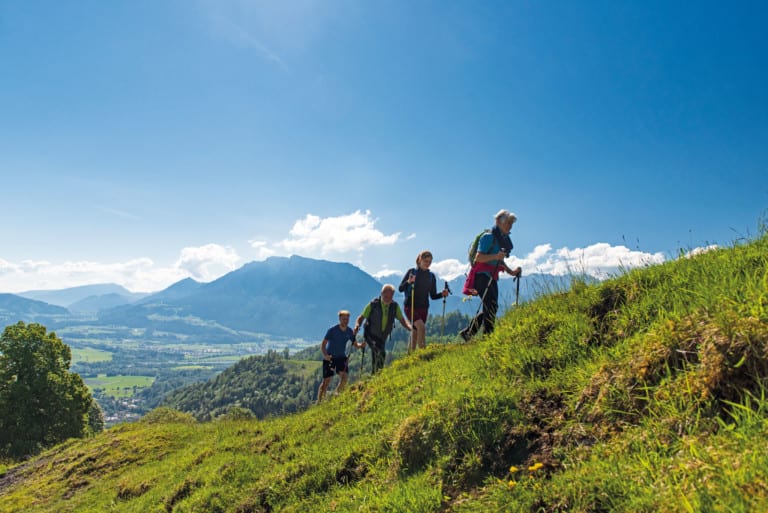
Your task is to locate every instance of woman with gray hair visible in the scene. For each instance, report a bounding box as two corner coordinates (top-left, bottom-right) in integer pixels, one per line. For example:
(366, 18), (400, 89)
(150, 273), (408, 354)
(460, 209), (522, 341)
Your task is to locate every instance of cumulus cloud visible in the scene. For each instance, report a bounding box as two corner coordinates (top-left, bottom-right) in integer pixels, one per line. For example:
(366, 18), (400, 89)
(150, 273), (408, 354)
(372, 269), (402, 281)
(175, 244), (241, 281)
(277, 210), (401, 256)
(683, 245), (718, 258)
(0, 244), (242, 293)
(431, 259), (470, 281)
(248, 240), (278, 261)
(508, 243), (665, 278)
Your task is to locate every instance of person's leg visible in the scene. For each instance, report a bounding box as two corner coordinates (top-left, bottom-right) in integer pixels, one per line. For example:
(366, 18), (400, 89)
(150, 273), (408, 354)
(372, 346), (385, 373)
(415, 318), (426, 348)
(335, 357), (349, 393)
(317, 377), (331, 402)
(336, 372), (348, 392)
(405, 306), (417, 353)
(462, 273), (491, 340)
(318, 359), (334, 402)
(482, 279), (499, 334)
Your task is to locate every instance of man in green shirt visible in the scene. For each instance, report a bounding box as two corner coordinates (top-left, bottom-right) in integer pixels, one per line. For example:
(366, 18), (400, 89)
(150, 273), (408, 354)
(353, 284), (412, 374)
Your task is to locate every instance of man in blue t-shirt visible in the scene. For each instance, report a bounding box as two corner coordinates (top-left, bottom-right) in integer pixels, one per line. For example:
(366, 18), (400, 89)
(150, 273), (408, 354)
(317, 310), (364, 402)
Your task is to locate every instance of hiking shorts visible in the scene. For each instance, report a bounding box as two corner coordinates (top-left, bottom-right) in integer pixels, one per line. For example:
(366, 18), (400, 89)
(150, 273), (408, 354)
(404, 305), (429, 324)
(322, 356), (348, 378)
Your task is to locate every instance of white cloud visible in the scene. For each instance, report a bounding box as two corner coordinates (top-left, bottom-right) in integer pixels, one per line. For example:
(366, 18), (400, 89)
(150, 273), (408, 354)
(0, 244), (242, 293)
(431, 258), (469, 281)
(372, 268), (402, 281)
(508, 242), (665, 278)
(277, 210), (401, 255)
(682, 245), (718, 258)
(175, 244), (241, 281)
(248, 240), (278, 260)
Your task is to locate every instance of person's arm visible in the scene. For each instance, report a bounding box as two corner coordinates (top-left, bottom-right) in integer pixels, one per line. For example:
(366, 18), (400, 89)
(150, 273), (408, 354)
(475, 233), (506, 264)
(395, 304), (412, 331)
(398, 269), (414, 293)
(353, 305), (370, 335)
(429, 272), (443, 300)
(475, 251), (506, 264)
(320, 338), (331, 360)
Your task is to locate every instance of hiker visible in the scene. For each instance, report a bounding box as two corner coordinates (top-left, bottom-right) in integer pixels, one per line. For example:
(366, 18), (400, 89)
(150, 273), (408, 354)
(353, 284), (412, 374)
(399, 250), (450, 352)
(460, 209), (522, 341)
(317, 310), (362, 402)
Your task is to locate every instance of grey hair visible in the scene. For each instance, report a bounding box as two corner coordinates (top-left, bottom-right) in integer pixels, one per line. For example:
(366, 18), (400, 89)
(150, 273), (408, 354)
(495, 209), (517, 224)
(381, 284), (396, 294)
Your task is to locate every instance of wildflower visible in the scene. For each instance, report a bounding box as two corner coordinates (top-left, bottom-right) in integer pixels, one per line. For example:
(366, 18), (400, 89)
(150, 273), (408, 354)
(509, 465), (519, 473)
(508, 480), (517, 489)
(528, 462), (544, 472)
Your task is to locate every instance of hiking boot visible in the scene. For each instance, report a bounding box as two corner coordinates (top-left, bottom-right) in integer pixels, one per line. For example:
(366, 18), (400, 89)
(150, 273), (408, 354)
(459, 328), (471, 342)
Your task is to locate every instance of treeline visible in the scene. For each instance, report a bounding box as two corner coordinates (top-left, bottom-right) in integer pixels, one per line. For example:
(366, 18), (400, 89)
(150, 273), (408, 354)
(161, 351), (317, 421)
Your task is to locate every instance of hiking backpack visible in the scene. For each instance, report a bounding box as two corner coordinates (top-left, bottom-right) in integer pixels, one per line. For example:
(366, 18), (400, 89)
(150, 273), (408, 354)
(363, 297), (396, 347)
(467, 228), (513, 264)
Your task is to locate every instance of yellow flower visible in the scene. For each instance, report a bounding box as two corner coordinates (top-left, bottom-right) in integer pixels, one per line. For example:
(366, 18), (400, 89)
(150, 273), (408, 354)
(508, 480), (517, 489)
(509, 465), (519, 473)
(528, 462), (544, 472)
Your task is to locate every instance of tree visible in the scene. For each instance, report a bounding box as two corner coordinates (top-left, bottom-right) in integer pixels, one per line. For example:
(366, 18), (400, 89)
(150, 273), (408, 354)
(0, 321), (96, 458)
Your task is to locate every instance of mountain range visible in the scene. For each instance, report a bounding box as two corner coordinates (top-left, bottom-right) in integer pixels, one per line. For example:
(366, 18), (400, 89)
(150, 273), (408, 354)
(2, 258), (585, 342)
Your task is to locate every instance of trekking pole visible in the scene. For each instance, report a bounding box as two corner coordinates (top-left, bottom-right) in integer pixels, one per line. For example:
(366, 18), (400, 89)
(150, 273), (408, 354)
(440, 281), (451, 340)
(346, 339), (353, 371)
(360, 343), (365, 379)
(515, 270), (521, 306)
(409, 270), (416, 353)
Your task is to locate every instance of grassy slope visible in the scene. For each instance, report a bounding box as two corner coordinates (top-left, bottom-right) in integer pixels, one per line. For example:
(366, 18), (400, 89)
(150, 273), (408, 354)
(1, 235), (767, 512)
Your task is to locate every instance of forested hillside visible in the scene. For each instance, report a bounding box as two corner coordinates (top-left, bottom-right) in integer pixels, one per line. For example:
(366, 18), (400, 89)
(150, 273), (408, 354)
(1, 234), (766, 512)
(161, 351), (319, 420)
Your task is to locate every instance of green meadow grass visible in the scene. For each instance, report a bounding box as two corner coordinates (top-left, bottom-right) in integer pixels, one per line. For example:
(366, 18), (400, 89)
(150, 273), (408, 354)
(70, 346), (113, 363)
(1, 233), (766, 512)
(84, 375), (156, 398)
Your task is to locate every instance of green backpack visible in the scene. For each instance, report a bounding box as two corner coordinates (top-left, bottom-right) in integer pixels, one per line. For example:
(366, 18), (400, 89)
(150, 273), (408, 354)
(467, 229), (491, 264)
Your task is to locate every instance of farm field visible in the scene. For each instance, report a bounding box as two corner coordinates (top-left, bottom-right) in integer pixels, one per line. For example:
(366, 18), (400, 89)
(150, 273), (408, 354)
(84, 374), (156, 398)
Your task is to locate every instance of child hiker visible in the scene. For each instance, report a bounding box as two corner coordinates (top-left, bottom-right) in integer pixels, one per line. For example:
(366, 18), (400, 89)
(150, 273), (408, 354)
(399, 250), (450, 352)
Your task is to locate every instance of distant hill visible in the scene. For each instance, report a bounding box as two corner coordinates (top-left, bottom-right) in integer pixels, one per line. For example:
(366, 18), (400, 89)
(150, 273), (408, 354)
(17, 283), (147, 308)
(98, 256), (383, 341)
(0, 294), (70, 325)
(68, 292), (146, 313)
(135, 277), (202, 305)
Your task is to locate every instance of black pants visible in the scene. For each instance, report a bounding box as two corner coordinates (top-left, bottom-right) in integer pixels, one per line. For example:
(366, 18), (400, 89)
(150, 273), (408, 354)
(466, 273), (498, 336)
(371, 346), (386, 374)
(366, 337), (387, 374)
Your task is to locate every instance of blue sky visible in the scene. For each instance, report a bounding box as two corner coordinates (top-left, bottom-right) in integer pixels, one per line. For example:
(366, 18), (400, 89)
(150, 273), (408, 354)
(1, 0), (766, 292)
